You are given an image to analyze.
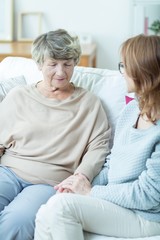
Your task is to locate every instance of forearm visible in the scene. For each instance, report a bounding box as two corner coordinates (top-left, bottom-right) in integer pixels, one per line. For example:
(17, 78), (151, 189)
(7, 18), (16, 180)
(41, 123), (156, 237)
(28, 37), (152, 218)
(90, 172), (160, 211)
(75, 149), (110, 181)
(75, 129), (111, 181)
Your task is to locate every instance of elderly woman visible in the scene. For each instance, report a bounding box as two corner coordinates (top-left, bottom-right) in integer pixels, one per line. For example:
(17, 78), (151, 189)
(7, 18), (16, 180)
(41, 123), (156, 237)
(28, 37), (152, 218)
(0, 29), (110, 240)
(34, 34), (160, 239)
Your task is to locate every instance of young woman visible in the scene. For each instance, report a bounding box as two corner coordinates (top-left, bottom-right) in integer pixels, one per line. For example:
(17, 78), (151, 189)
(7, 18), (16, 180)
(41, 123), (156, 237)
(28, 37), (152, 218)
(34, 34), (160, 239)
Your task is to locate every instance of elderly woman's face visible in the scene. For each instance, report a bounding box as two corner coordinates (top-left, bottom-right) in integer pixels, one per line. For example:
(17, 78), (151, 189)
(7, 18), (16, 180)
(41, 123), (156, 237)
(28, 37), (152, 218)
(40, 58), (75, 89)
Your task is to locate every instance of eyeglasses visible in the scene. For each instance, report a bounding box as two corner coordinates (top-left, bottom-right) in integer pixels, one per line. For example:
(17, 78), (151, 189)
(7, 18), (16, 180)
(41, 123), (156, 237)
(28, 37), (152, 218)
(118, 62), (125, 74)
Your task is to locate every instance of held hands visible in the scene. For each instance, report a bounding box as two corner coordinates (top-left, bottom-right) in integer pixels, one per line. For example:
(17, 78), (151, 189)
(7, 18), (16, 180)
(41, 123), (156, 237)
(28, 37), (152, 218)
(54, 173), (92, 195)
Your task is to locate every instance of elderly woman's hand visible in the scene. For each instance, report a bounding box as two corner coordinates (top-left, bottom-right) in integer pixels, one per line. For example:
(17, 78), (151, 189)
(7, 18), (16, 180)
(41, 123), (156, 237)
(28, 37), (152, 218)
(54, 173), (91, 195)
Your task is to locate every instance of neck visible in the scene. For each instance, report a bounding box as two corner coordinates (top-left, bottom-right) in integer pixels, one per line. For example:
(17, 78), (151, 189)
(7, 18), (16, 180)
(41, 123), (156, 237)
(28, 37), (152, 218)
(35, 81), (75, 100)
(51, 87), (59, 92)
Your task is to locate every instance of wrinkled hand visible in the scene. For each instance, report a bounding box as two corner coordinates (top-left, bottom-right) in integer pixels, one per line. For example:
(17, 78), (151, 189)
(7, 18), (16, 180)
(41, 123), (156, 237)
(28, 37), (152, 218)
(54, 173), (91, 195)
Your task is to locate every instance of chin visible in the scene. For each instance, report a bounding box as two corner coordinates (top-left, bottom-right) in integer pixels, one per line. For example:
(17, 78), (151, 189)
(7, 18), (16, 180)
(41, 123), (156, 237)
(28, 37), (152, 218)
(127, 87), (135, 93)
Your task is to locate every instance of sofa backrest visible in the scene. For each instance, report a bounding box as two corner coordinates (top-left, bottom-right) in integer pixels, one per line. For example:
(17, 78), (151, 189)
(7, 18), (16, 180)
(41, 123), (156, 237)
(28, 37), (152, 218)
(0, 57), (127, 147)
(0, 57), (43, 84)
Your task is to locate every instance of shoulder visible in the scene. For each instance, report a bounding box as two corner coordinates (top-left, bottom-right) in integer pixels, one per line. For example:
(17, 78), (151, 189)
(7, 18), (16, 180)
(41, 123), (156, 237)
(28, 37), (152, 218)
(75, 86), (102, 105)
(76, 86), (105, 113)
(120, 99), (139, 118)
(115, 99), (139, 129)
(124, 99), (138, 111)
(1, 85), (32, 103)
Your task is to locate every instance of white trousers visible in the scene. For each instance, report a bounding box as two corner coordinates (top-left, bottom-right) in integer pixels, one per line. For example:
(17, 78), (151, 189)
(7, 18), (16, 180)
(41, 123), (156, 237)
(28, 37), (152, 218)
(34, 193), (160, 240)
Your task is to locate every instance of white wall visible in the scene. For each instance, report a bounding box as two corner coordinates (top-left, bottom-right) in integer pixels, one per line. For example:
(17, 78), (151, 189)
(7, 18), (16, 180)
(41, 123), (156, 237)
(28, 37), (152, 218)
(146, 5), (160, 35)
(133, 0), (160, 35)
(14, 0), (134, 70)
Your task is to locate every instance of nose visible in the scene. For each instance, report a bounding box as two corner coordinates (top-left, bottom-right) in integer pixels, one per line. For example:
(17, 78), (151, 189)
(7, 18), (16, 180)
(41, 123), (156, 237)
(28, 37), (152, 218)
(56, 65), (65, 76)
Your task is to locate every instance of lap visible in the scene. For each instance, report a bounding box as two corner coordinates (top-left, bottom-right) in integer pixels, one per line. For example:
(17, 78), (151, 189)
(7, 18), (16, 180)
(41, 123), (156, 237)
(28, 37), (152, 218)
(0, 166), (24, 210)
(2, 184), (56, 216)
(0, 166), (56, 240)
(0, 165), (55, 220)
(41, 193), (160, 238)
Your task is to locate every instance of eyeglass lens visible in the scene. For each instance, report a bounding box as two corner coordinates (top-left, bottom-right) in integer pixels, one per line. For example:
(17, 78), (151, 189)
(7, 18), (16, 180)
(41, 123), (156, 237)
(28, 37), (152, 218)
(119, 62), (124, 74)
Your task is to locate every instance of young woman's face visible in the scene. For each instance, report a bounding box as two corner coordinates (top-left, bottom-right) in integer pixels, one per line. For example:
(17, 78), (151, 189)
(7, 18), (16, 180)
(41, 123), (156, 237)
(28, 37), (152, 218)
(40, 58), (75, 90)
(123, 71), (135, 93)
(119, 61), (136, 93)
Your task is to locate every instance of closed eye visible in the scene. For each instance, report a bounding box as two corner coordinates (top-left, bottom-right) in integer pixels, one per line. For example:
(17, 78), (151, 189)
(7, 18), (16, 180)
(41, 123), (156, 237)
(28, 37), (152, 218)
(65, 64), (72, 67)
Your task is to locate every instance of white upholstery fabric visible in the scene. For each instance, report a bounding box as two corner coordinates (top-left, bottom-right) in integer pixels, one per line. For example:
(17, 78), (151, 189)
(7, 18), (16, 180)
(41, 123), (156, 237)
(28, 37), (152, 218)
(0, 75), (26, 102)
(0, 57), (159, 240)
(0, 57), (43, 84)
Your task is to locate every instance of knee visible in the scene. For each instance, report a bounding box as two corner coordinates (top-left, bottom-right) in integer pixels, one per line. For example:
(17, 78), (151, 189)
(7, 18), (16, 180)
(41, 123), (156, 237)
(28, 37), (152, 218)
(35, 194), (69, 239)
(36, 193), (73, 223)
(37, 193), (68, 218)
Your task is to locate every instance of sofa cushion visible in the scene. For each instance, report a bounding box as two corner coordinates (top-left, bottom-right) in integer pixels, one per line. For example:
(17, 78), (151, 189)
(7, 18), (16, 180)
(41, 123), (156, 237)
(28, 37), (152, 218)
(0, 57), (42, 84)
(0, 75), (27, 102)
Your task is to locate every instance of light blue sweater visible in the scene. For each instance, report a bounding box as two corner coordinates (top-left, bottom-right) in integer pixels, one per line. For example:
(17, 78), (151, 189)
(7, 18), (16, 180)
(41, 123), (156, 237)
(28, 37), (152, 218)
(91, 100), (160, 222)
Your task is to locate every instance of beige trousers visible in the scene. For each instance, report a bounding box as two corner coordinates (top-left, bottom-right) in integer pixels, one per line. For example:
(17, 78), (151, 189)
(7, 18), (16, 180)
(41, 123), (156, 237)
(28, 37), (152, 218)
(34, 193), (160, 240)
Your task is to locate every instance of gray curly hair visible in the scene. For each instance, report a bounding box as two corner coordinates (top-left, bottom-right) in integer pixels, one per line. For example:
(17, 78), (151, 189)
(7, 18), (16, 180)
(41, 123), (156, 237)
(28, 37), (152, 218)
(31, 29), (82, 66)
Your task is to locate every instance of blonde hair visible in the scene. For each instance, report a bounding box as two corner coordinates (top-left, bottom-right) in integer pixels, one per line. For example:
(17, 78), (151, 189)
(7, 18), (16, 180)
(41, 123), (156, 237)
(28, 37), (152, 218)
(121, 34), (160, 122)
(31, 29), (81, 66)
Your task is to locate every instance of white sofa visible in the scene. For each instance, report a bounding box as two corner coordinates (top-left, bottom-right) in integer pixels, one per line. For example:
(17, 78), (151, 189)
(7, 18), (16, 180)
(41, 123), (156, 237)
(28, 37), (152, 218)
(0, 57), (160, 240)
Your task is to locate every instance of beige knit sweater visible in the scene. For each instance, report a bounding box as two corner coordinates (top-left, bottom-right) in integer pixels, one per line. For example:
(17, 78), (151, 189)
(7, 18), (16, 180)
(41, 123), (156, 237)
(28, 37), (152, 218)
(0, 84), (111, 186)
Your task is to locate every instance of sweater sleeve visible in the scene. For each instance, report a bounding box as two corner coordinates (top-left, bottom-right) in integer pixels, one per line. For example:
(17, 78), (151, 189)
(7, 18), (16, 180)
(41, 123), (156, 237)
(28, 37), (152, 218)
(75, 101), (111, 182)
(0, 87), (24, 149)
(90, 142), (160, 211)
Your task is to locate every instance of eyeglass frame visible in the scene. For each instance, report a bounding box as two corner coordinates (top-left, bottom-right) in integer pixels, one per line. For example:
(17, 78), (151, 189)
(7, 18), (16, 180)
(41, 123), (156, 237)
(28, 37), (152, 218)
(118, 62), (125, 74)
